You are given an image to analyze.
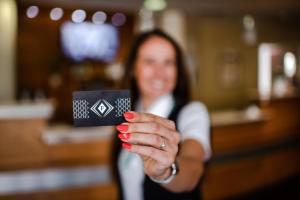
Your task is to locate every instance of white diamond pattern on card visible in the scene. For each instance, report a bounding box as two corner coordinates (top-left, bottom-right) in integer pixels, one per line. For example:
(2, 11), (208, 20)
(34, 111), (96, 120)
(73, 100), (89, 119)
(91, 99), (114, 117)
(115, 98), (131, 117)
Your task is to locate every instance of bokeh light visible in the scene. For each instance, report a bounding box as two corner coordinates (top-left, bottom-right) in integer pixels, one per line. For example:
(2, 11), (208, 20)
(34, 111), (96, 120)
(284, 52), (297, 78)
(26, 5), (39, 19)
(50, 8), (63, 21)
(111, 13), (126, 27)
(92, 11), (107, 25)
(71, 9), (86, 23)
(243, 15), (255, 30)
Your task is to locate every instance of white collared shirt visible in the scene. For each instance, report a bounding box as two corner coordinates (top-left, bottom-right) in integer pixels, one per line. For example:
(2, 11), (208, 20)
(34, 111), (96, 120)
(118, 94), (211, 200)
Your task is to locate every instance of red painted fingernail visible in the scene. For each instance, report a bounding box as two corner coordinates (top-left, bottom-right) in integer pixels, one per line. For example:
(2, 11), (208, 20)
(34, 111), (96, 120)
(116, 124), (128, 132)
(122, 143), (132, 150)
(123, 133), (130, 140)
(124, 112), (134, 119)
(118, 133), (130, 140)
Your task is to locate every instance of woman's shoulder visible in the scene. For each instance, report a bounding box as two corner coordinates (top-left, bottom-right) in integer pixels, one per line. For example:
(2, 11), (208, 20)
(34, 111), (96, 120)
(176, 101), (210, 127)
(177, 101), (211, 160)
(179, 101), (209, 116)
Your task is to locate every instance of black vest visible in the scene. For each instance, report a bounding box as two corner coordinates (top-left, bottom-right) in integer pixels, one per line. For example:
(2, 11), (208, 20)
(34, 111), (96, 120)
(143, 102), (202, 200)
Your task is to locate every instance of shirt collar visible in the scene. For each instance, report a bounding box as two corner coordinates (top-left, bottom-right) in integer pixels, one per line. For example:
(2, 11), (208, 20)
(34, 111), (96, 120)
(136, 93), (175, 118)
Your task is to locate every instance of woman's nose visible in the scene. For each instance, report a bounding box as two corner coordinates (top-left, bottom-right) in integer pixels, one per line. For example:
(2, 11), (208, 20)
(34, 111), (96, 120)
(152, 63), (165, 77)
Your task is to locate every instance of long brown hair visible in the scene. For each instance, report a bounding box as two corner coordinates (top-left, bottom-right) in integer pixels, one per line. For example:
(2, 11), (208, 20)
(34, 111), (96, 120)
(122, 28), (190, 107)
(111, 28), (191, 187)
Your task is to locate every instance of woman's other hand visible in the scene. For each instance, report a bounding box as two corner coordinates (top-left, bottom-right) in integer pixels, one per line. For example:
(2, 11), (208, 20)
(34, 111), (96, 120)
(116, 111), (180, 180)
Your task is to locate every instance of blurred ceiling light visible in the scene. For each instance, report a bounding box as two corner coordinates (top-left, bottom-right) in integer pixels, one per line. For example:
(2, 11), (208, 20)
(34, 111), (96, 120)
(112, 13), (126, 27)
(242, 14), (256, 46)
(26, 5), (39, 18)
(243, 15), (255, 30)
(50, 7), (63, 21)
(138, 7), (154, 31)
(92, 11), (107, 24)
(71, 9), (86, 23)
(284, 52), (297, 78)
(144, 0), (167, 11)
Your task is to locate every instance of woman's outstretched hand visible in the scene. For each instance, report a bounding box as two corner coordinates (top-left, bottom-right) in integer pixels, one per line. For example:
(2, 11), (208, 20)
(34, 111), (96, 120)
(116, 111), (180, 180)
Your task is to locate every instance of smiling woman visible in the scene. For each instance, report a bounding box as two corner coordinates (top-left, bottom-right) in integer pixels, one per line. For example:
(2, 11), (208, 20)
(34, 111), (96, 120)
(134, 36), (177, 108)
(112, 29), (211, 200)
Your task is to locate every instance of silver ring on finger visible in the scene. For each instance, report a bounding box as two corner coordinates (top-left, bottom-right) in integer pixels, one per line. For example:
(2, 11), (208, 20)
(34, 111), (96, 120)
(159, 136), (166, 150)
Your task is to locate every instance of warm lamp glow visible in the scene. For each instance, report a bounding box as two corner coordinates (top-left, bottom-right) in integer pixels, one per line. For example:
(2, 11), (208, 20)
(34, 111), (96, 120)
(144, 0), (167, 11)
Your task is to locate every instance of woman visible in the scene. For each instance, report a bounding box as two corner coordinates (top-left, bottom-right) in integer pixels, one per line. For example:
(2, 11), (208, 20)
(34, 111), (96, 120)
(112, 29), (211, 200)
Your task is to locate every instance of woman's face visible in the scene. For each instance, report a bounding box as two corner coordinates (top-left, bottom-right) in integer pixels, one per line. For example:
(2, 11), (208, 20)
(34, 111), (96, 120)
(134, 36), (177, 100)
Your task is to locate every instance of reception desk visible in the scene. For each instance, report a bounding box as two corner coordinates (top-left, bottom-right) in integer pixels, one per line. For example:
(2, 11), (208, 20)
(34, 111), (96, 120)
(0, 98), (299, 199)
(203, 97), (300, 199)
(0, 102), (53, 170)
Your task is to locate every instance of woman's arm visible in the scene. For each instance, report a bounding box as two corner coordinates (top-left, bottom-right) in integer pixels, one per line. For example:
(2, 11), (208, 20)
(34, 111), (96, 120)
(162, 139), (205, 192)
(116, 111), (206, 192)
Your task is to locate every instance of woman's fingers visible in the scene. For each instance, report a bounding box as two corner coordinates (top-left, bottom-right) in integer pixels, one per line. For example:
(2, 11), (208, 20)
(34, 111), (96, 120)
(118, 112), (181, 178)
(118, 132), (178, 152)
(117, 122), (180, 144)
(122, 143), (174, 167)
(124, 111), (176, 131)
(116, 112), (181, 153)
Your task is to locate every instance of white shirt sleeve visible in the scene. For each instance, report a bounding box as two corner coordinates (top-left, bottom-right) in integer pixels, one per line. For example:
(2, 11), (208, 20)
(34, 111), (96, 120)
(177, 101), (211, 161)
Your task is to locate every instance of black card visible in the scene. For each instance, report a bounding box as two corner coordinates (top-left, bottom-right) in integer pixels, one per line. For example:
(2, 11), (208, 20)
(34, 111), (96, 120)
(72, 90), (131, 127)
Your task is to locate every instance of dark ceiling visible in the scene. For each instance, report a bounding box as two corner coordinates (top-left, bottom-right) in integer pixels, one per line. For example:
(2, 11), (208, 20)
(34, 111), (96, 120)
(20, 0), (300, 16)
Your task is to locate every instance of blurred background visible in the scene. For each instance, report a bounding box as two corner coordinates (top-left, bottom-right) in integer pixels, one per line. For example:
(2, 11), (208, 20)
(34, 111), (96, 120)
(0, 0), (300, 199)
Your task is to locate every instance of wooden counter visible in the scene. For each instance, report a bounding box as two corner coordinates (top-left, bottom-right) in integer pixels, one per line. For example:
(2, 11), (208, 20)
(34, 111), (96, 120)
(0, 98), (299, 199)
(0, 102), (53, 171)
(202, 97), (300, 199)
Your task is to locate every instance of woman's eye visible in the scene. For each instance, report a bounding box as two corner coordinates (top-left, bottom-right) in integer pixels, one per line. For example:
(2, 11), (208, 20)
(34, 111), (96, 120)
(143, 59), (155, 65)
(165, 60), (175, 67)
